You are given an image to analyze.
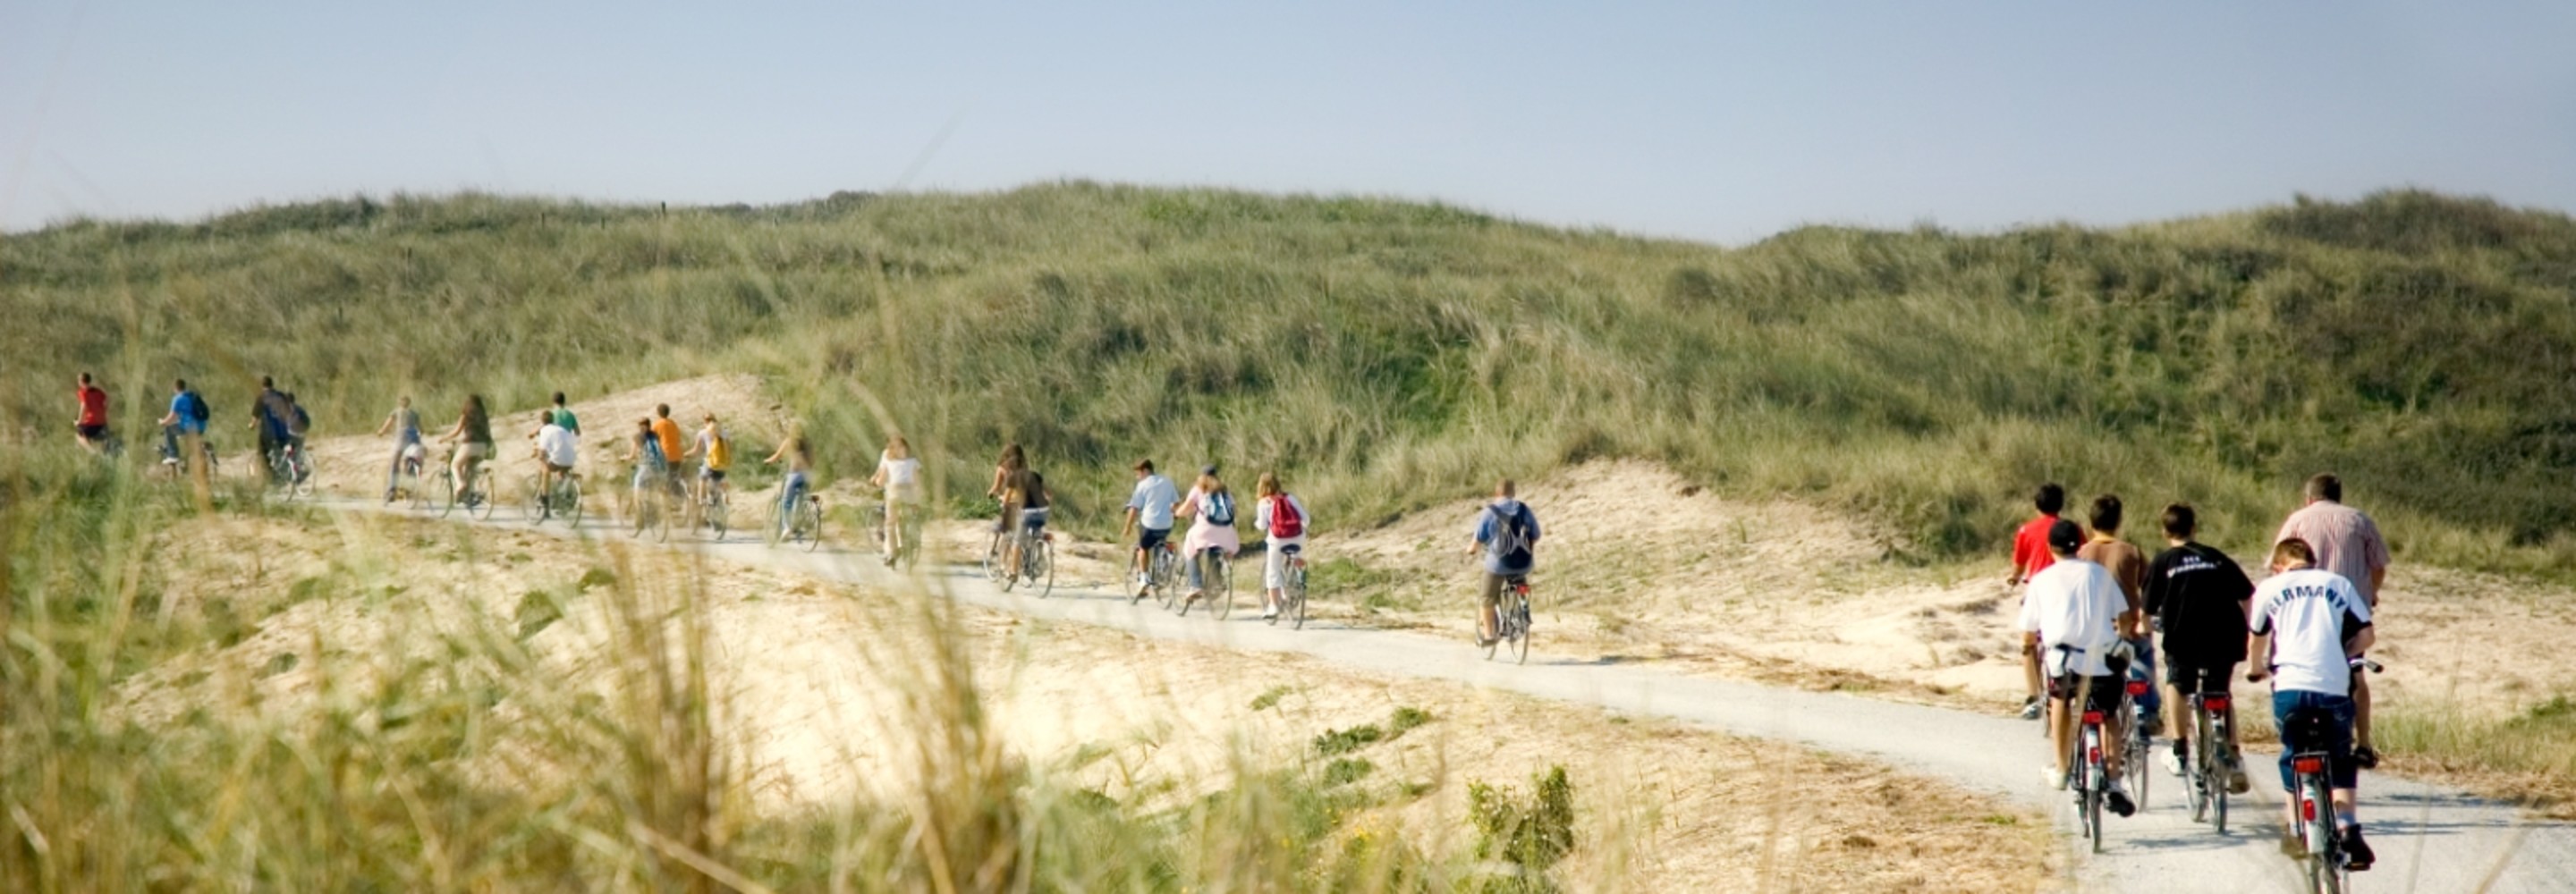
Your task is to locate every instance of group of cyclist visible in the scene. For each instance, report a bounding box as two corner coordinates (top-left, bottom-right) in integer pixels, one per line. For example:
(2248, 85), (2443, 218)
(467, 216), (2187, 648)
(2012, 475), (2387, 869)
(71, 372), (312, 484)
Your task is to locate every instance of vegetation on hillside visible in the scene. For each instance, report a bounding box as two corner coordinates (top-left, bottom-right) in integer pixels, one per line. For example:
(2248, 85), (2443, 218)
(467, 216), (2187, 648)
(7, 185), (2574, 571)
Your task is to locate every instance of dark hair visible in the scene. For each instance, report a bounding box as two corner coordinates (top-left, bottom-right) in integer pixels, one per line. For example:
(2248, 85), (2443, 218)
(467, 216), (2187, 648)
(261, 375), (274, 389)
(655, 403), (671, 417)
(2088, 494), (2123, 534)
(1496, 478), (1517, 498)
(174, 378), (188, 390)
(1135, 459), (1155, 473)
(79, 372), (92, 385)
(2273, 537), (2315, 567)
(2161, 503), (2197, 539)
(998, 443), (1025, 471)
(2305, 474), (2342, 503)
(552, 392), (567, 405)
(2034, 483), (2065, 515)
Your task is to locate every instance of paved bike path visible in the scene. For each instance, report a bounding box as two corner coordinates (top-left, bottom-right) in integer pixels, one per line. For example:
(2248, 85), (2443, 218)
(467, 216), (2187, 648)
(346, 502), (2574, 893)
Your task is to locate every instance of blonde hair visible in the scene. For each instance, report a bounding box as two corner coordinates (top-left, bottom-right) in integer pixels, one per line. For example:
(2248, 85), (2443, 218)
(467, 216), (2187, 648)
(1257, 471), (1282, 499)
(1197, 472), (1226, 495)
(888, 435), (911, 460)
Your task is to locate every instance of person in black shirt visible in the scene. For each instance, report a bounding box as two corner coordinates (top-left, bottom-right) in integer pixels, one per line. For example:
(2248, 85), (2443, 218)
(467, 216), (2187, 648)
(2143, 503), (2255, 792)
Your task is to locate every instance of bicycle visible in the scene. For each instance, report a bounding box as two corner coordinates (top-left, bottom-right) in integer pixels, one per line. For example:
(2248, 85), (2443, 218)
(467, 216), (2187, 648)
(631, 468), (682, 543)
(2284, 707), (2353, 894)
(2180, 687), (2239, 833)
(692, 479), (731, 541)
(522, 471), (584, 527)
(862, 493), (922, 569)
(391, 444), (431, 510)
(156, 434), (221, 481)
(1140, 541), (1183, 608)
(434, 451), (497, 520)
(1178, 548), (1233, 619)
(2121, 676), (2154, 813)
(268, 442), (317, 501)
(987, 523), (1054, 596)
(767, 490), (824, 552)
(2066, 678), (2113, 854)
(1485, 575), (1533, 664)
(1271, 544), (1309, 629)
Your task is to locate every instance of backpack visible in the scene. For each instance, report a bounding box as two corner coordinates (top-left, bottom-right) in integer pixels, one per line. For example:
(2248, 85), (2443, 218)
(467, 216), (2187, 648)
(1487, 503), (1536, 569)
(707, 432), (732, 468)
(289, 405), (311, 435)
(641, 433), (669, 469)
(1268, 495), (1304, 539)
(184, 392), (210, 424)
(1205, 490), (1236, 527)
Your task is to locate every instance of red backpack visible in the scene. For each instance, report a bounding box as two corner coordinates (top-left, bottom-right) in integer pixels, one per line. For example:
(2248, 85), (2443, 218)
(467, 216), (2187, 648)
(1268, 495), (1305, 539)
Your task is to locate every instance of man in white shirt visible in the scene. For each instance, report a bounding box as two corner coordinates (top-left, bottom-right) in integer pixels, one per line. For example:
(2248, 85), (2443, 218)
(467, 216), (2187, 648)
(534, 413), (579, 502)
(1122, 459), (1182, 598)
(2247, 537), (2377, 871)
(2018, 519), (2137, 816)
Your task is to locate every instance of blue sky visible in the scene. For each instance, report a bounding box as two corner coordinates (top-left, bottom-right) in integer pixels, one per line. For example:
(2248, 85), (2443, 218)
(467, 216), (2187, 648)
(4, 2), (2572, 241)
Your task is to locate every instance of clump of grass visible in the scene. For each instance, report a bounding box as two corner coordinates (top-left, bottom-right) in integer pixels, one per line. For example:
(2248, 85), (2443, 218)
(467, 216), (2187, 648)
(1250, 684), (1295, 711)
(1468, 765), (1578, 892)
(2377, 694), (2576, 816)
(1315, 724), (1385, 756)
(1389, 706), (1433, 736)
(1324, 757), (1377, 787)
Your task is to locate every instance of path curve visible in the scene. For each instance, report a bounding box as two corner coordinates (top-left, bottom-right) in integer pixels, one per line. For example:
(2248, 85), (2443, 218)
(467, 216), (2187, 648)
(335, 499), (2574, 893)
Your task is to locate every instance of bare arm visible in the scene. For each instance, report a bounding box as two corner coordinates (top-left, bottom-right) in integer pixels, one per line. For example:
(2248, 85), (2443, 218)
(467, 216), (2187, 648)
(2244, 633), (2272, 682)
(2344, 626), (2375, 658)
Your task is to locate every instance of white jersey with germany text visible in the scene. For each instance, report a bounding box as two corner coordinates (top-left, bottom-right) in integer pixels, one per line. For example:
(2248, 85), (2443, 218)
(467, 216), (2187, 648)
(2250, 567), (2373, 697)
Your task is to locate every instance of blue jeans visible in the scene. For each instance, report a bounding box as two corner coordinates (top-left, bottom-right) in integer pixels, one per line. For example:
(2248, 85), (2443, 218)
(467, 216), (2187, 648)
(2124, 637), (2162, 723)
(779, 472), (809, 529)
(2273, 689), (2359, 790)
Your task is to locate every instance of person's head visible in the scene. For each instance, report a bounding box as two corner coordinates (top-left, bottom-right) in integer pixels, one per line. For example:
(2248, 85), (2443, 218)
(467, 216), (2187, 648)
(636, 417), (651, 432)
(999, 443), (1025, 471)
(1134, 458), (1155, 478)
(465, 394), (486, 415)
(552, 392), (567, 407)
(887, 435), (910, 460)
(702, 413), (718, 429)
(1258, 471), (1282, 498)
(2161, 503), (2198, 542)
(284, 392), (296, 404)
(2088, 494), (2123, 536)
(1496, 478), (1518, 500)
(2046, 519), (2084, 558)
(261, 375), (275, 390)
(655, 403), (671, 419)
(1197, 470), (1224, 494)
(2272, 537), (2317, 573)
(174, 377), (188, 392)
(2034, 483), (2065, 516)
(396, 394), (410, 408)
(536, 412), (551, 427)
(78, 372), (91, 386)
(2304, 474), (2342, 505)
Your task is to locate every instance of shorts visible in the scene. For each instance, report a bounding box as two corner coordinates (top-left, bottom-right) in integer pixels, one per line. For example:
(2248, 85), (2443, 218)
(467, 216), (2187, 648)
(699, 468), (726, 483)
(77, 423), (107, 441)
(1137, 527), (1171, 552)
(545, 461), (576, 475)
(2047, 671), (2123, 716)
(633, 463), (669, 490)
(2274, 690), (2360, 790)
(1480, 571), (1529, 608)
(2166, 661), (2238, 696)
(1021, 507), (1051, 533)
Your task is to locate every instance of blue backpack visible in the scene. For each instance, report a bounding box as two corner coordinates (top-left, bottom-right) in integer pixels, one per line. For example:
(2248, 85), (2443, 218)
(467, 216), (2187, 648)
(1206, 490), (1236, 527)
(1487, 504), (1536, 569)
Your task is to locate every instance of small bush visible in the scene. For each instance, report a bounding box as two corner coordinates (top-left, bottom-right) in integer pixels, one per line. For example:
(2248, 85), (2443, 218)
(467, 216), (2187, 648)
(1314, 724), (1385, 756)
(1469, 765), (1576, 871)
(1250, 685), (1294, 711)
(1323, 757), (1375, 787)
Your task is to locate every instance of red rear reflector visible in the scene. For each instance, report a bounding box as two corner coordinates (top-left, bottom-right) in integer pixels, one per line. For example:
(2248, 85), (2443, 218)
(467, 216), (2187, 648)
(2301, 798), (2318, 821)
(2088, 746), (2101, 763)
(2205, 696), (2230, 711)
(2292, 756), (2325, 774)
(2126, 680), (2150, 696)
(2081, 711), (2104, 724)
(1042, 532), (1055, 542)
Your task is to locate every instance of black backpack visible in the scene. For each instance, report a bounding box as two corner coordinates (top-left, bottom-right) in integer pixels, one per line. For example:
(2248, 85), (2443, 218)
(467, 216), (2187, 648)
(1488, 503), (1536, 569)
(185, 391), (210, 424)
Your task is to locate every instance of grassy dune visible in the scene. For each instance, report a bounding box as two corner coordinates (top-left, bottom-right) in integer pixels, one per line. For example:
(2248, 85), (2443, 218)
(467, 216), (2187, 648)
(9, 185), (2576, 573)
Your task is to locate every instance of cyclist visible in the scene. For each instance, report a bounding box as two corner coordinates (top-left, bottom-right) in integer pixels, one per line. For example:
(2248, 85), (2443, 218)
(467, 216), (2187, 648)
(764, 423), (813, 537)
(533, 411), (579, 504)
(548, 392), (580, 435)
(1464, 478), (1540, 647)
(2247, 537), (2376, 871)
(1254, 471), (1309, 620)
(1121, 459), (1181, 597)
(623, 417), (674, 511)
(2144, 503), (2254, 792)
(999, 462), (1052, 574)
(157, 378), (211, 474)
(1176, 466), (1241, 606)
(2009, 483), (2071, 720)
(435, 394), (496, 504)
(73, 372), (111, 454)
(650, 404), (685, 473)
(2019, 519), (2136, 816)
(284, 392), (312, 457)
(253, 376), (293, 478)
(682, 414), (732, 511)
(869, 435), (920, 565)
(374, 395), (424, 502)
(2275, 474), (2391, 769)
(2076, 495), (2159, 737)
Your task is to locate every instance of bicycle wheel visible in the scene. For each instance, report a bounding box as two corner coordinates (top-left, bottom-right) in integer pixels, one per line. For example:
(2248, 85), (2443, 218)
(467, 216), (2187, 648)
(436, 469), (458, 519)
(1035, 538), (1055, 598)
(998, 534), (1022, 593)
(2207, 727), (2229, 834)
(1156, 549), (1182, 610)
(864, 507), (887, 557)
(1289, 561), (1308, 629)
(406, 462), (431, 510)
(291, 452), (318, 500)
(799, 499), (822, 552)
(521, 476), (547, 523)
(2127, 726), (2151, 813)
(982, 530), (1006, 582)
(469, 469), (499, 520)
(635, 489), (657, 539)
(703, 490), (725, 540)
(1208, 554), (1233, 620)
(1510, 591), (1531, 664)
(564, 478), (585, 528)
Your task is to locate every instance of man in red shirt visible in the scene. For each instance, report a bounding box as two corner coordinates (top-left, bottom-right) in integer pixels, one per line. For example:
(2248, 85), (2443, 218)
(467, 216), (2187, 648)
(73, 372), (111, 454)
(2008, 483), (2069, 720)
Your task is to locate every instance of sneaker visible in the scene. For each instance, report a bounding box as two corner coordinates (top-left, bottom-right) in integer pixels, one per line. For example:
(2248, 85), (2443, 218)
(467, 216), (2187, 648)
(2226, 757), (2250, 795)
(2280, 831), (2308, 859)
(2162, 748), (2187, 778)
(2105, 782), (2136, 817)
(1262, 607), (1278, 620)
(2352, 746), (2381, 770)
(2342, 826), (2375, 872)
(2019, 696), (2043, 721)
(2043, 765), (2068, 790)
